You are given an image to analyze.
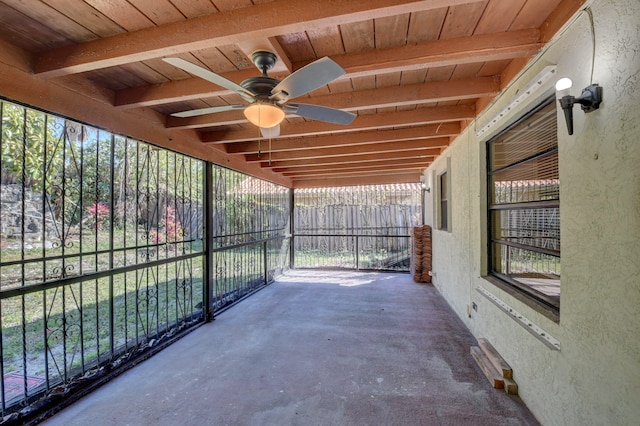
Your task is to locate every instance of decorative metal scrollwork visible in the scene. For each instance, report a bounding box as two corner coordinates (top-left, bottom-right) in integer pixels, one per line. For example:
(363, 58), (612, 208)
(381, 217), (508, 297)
(49, 264), (75, 279)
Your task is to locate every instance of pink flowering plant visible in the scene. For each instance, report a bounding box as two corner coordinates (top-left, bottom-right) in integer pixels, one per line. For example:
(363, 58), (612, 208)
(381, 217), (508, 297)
(85, 202), (110, 231)
(149, 206), (184, 244)
(162, 206), (184, 242)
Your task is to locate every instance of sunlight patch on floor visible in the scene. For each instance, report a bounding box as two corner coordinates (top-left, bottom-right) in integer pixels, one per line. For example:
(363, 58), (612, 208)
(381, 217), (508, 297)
(276, 269), (401, 287)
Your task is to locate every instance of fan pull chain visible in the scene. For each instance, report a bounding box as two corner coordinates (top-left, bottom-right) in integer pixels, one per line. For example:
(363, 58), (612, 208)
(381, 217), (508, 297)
(258, 131), (261, 158)
(269, 136), (272, 166)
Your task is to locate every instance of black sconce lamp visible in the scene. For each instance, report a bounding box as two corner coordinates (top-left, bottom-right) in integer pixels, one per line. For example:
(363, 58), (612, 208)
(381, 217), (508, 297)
(555, 78), (603, 135)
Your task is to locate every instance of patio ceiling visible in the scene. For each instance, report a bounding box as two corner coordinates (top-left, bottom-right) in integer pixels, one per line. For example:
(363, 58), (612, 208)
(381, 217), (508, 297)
(0, 0), (583, 188)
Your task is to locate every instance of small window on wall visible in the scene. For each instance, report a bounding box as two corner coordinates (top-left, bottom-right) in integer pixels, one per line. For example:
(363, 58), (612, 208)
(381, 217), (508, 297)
(439, 172), (448, 231)
(487, 97), (560, 312)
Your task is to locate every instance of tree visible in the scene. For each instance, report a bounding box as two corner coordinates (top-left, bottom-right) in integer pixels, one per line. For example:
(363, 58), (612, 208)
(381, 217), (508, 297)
(1, 102), (61, 187)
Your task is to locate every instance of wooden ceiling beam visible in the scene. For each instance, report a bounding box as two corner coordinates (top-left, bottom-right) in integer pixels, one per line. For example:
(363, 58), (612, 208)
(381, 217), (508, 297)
(244, 138), (448, 162)
(327, 29), (541, 79)
(114, 68), (270, 109)
(202, 105), (474, 143)
(225, 123), (457, 155)
(282, 163), (429, 177)
(286, 168), (426, 179)
(34, 0), (481, 78)
(114, 29), (537, 109)
(0, 38), (32, 72)
(293, 173), (423, 188)
(273, 158), (431, 173)
(540, 0), (588, 43)
(258, 148), (441, 168)
(166, 77), (497, 129)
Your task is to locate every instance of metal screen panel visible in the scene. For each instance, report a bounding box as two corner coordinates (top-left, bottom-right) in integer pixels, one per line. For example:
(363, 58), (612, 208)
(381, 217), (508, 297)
(210, 167), (290, 311)
(0, 99), (205, 414)
(0, 98), (293, 418)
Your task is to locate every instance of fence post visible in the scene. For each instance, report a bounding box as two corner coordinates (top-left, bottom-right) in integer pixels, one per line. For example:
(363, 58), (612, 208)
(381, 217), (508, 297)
(355, 235), (359, 270)
(263, 240), (268, 285)
(204, 162), (214, 322)
(108, 133), (116, 356)
(289, 189), (295, 269)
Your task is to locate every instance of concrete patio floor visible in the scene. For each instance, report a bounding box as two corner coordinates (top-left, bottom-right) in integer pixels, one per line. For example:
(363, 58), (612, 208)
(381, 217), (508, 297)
(41, 270), (540, 426)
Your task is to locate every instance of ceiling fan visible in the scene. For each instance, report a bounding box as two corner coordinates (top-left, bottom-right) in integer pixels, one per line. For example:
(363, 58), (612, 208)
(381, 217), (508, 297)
(163, 51), (356, 135)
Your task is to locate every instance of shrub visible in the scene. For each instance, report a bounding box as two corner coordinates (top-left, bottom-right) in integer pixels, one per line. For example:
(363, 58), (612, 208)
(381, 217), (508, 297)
(85, 202), (110, 230)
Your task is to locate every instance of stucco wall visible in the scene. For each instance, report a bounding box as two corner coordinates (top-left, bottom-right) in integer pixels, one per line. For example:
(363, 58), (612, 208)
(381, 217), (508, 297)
(424, 0), (640, 425)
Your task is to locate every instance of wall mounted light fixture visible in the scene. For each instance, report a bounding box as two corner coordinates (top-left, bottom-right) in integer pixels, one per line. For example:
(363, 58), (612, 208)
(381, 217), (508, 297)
(555, 78), (602, 135)
(420, 175), (431, 193)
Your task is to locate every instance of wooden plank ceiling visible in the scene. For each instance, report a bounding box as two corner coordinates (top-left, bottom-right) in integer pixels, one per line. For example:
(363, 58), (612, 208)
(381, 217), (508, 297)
(0, 0), (581, 188)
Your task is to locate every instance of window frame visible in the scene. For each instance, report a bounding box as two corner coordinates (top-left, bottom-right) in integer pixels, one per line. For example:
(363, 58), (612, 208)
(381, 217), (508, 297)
(486, 96), (560, 313)
(438, 171), (449, 231)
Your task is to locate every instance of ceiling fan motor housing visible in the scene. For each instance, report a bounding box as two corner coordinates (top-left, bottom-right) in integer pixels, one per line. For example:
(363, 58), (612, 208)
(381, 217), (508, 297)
(251, 50), (277, 73)
(240, 76), (280, 98)
(241, 50), (284, 100)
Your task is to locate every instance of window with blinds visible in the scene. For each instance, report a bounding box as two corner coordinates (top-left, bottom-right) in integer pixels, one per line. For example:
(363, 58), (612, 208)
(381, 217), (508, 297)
(487, 98), (560, 311)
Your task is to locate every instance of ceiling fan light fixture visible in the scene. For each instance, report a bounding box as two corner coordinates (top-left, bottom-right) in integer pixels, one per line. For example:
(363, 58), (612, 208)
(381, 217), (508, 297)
(164, 55), (353, 126)
(244, 103), (285, 128)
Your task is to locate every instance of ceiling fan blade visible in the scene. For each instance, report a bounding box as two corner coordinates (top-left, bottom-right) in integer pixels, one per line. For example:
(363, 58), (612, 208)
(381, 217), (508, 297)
(273, 57), (345, 101)
(163, 57), (255, 101)
(287, 103), (356, 125)
(260, 125), (280, 139)
(171, 104), (244, 118)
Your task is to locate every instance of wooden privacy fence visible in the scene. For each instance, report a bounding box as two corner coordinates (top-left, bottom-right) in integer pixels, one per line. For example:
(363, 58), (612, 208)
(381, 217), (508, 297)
(293, 185), (422, 271)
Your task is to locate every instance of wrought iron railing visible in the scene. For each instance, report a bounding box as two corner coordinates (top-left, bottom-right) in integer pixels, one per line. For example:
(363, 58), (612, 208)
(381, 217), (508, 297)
(293, 233), (412, 271)
(0, 252), (205, 411)
(212, 236), (290, 312)
(0, 99), (291, 420)
(293, 185), (422, 272)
